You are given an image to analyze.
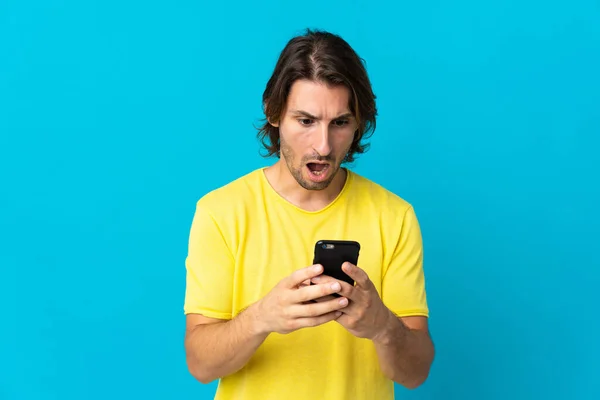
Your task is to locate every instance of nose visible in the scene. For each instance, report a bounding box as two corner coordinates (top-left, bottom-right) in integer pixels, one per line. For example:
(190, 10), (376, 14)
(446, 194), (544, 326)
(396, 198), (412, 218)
(312, 124), (332, 157)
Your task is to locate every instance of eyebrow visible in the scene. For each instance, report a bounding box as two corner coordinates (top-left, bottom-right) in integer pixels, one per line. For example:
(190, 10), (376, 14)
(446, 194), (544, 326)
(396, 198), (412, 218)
(289, 110), (353, 120)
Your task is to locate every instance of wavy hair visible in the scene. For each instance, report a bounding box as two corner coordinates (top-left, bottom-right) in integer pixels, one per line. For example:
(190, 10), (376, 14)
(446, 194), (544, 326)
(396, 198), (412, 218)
(256, 29), (377, 163)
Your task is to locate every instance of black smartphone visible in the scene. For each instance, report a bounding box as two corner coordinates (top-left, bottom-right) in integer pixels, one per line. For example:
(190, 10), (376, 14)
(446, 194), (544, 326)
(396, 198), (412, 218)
(312, 240), (361, 287)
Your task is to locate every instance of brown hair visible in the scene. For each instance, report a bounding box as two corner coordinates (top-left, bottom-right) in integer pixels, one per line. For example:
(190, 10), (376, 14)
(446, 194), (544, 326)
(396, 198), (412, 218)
(256, 28), (377, 163)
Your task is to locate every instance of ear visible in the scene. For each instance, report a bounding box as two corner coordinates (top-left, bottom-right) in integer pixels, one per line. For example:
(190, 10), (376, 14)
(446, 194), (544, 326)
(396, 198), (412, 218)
(263, 99), (280, 127)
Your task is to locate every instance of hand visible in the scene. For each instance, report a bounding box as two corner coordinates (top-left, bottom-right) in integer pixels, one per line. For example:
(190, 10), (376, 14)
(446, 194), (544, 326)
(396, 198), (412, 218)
(311, 262), (391, 340)
(254, 264), (350, 335)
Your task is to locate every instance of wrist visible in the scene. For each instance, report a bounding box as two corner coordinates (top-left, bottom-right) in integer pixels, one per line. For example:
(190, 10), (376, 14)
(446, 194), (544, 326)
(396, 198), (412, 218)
(372, 308), (406, 346)
(244, 300), (270, 337)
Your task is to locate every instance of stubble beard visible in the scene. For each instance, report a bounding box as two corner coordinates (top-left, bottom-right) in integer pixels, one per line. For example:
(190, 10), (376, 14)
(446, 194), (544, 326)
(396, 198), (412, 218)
(280, 139), (340, 191)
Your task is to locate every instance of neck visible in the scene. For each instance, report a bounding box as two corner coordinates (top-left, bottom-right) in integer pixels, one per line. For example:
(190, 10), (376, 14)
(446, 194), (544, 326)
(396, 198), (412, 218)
(264, 160), (348, 212)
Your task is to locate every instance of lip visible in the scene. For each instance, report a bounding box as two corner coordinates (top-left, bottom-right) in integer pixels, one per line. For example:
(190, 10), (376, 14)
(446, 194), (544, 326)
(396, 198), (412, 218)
(306, 162), (331, 183)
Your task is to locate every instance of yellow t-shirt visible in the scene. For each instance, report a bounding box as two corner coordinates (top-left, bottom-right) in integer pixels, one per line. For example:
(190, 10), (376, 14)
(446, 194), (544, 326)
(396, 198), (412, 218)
(184, 167), (429, 400)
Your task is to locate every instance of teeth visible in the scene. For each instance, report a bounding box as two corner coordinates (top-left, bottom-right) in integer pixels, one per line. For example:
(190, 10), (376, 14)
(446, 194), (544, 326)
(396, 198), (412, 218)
(308, 164), (328, 176)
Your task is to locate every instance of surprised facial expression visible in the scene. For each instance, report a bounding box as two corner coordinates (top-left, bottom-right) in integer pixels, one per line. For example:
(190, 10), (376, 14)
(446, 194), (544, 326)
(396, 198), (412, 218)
(274, 79), (358, 191)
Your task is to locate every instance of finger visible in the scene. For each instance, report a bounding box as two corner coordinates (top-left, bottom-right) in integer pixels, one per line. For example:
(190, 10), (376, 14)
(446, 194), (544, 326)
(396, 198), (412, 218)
(291, 295), (349, 318)
(284, 264), (324, 288)
(292, 280), (343, 303)
(298, 278), (311, 288)
(310, 277), (358, 302)
(310, 275), (337, 284)
(287, 310), (342, 331)
(341, 262), (371, 288)
(335, 299), (358, 316)
(335, 280), (360, 301)
(310, 294), (337, 303)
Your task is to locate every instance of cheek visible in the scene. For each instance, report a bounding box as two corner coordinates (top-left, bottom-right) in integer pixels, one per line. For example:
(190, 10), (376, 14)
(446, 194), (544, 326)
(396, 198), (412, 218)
(281, 121), (312, 146)
(334, 129), (356, 151)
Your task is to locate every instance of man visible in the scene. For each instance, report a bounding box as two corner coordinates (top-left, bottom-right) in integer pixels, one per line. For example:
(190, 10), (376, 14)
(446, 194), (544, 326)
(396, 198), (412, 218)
(183, 29), (435, 400)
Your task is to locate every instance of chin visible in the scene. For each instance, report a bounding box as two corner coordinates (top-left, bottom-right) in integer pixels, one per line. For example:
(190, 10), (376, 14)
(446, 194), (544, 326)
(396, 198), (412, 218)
(296, 166), (339, 191)
(299, 180), (331, 191)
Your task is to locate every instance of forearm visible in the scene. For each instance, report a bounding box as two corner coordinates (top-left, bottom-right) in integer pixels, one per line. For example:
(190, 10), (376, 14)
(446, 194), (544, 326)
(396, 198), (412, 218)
(185, 304), (269, 384)
(373, 310), (435, 389)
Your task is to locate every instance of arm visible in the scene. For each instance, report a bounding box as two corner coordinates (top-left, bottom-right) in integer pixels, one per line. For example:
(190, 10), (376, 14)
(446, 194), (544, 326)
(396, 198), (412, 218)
(184, 308), (268, 384)
(184, 265), (348, 384)
(311, 205), (434, 388)
(372, 314), (434, 389)
(375, 204), (434, 388)
(324, 263), (434, 389)
(184, 203), (348, 383)
(183, 202), (264, 383)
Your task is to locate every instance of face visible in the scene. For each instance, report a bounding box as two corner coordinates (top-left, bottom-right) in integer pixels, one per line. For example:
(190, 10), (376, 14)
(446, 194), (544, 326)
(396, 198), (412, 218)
(273, 79), (358, 191)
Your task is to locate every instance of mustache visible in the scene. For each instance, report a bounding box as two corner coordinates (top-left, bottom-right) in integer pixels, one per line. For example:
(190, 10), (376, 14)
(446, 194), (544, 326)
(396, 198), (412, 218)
(302, 154), (334, 163)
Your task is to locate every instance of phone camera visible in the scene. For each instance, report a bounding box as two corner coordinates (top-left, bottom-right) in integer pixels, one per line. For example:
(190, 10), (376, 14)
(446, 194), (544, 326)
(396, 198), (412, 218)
(322, 244), (327, 249)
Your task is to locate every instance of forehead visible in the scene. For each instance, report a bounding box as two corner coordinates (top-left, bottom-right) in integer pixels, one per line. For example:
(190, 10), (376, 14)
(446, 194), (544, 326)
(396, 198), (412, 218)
(285, 79), (351, 115)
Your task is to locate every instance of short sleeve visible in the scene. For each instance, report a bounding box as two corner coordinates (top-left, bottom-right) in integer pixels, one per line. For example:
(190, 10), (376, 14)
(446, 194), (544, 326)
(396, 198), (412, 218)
(183, 202), (234, 319)
(381, 205), (429, 318)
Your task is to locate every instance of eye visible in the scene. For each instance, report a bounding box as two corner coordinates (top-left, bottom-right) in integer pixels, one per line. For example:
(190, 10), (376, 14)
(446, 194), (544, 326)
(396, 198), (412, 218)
(333, 119), (349, 127)
(298, 118), (313, 126)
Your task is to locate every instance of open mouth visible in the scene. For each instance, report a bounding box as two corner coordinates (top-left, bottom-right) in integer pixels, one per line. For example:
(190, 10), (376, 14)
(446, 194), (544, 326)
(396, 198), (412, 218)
(306, 162), (330, 181)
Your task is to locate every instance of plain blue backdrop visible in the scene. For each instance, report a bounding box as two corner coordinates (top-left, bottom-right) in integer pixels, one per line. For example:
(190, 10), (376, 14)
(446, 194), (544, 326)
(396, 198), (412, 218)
(1, 0), (599, 399)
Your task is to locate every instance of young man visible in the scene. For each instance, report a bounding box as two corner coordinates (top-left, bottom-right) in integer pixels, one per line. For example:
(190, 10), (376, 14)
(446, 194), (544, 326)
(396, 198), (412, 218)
(183, 29), (435, 399)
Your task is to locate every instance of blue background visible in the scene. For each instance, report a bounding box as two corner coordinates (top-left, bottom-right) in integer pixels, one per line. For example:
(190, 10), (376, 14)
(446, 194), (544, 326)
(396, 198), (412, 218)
(1, 0), (599, 399)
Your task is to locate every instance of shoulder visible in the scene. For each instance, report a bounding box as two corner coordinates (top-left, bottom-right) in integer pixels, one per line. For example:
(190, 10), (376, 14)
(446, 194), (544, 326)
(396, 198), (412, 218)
(194, 168), (264, 216)
(348, 170), (414, 215)
(348, 171), (423, 251)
